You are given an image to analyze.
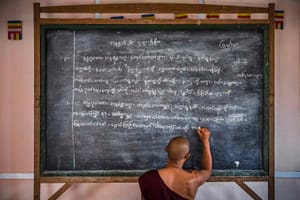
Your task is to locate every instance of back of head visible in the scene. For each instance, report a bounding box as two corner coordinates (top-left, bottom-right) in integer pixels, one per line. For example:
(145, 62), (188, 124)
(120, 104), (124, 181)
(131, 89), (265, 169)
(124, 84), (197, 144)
(166, 136), (190, 161)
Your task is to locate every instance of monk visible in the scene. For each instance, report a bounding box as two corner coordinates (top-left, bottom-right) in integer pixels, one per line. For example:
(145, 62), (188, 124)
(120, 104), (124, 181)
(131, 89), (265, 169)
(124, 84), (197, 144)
(138, 127), (212, 200)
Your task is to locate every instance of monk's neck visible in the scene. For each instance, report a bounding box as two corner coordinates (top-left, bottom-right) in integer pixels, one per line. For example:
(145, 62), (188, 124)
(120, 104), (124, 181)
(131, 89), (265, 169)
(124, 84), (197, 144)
(166, 161), (184, 169)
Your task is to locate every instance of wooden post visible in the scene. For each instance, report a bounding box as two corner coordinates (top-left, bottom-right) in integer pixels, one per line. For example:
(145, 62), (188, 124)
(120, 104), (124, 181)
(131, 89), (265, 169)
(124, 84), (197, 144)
(268, 3), (275, 200)
(34, 2), (41, 200)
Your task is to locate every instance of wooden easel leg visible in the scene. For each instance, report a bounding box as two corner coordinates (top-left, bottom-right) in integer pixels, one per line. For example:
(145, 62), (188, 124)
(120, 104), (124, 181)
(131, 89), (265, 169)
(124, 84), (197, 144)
(48, 183), (73, 200)
(235, 180), (262, 200)
(34, 178), (40, 200)
(268, 178), (275, 200)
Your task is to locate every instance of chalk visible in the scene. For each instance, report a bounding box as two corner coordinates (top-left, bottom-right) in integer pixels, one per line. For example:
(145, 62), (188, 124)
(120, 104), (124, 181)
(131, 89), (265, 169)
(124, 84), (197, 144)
(234, 161), (240, 168)
(110, 16), (124, 19)
(141, 14), (155, 19)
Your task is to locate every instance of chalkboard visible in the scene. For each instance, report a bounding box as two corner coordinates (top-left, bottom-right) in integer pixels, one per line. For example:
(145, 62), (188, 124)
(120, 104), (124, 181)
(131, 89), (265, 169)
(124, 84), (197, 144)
(40, 24), (269, 176)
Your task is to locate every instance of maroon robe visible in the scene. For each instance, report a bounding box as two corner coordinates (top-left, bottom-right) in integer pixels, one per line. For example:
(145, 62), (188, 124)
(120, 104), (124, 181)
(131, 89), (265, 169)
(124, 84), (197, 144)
(138, 170), (189, 200)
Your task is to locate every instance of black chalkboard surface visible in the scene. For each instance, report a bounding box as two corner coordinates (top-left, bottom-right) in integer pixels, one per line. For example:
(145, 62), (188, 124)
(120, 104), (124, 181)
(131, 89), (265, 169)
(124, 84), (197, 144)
(40, 24), (269, 176)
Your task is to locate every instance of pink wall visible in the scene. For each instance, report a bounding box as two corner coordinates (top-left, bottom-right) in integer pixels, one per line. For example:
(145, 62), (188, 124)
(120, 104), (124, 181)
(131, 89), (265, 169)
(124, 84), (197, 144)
(0, 0), (35, 173)
(274, 0), (300, 171)
(0, 0), (299, 199)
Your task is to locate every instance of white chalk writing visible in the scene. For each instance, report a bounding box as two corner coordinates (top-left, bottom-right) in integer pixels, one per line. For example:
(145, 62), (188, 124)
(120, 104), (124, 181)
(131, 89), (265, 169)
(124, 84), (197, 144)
(82, 100), (243, 114)
(74, 77), (242, 87)
(109, 38), (160, 48)
(75, 65), (221, 75)
(82, 54), (218, 63)
(72, 112), (247, 130)
(237, 72), (263, 79)
(67, 35), (263, 135)
(219, 39), (239, 50)
(73, 85), (232, 97)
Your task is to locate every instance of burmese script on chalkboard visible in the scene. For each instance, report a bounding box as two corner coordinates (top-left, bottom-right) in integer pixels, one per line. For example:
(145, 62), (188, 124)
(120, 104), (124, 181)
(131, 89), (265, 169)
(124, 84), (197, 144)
(44, 27), (265, 173)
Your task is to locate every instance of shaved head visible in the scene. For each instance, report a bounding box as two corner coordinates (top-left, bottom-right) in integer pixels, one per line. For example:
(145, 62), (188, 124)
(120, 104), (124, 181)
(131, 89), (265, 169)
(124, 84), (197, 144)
(166, 136), (190, 161)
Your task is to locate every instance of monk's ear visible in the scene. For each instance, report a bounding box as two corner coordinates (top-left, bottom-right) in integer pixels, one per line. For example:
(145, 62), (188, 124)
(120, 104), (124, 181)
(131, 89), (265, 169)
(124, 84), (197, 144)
(184, 152), (191, 160)
(165, 145), (169, 152)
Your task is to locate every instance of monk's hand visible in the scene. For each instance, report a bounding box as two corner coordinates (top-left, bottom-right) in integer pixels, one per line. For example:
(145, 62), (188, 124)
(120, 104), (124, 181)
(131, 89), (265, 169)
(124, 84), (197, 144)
(197, 127), (210, 142)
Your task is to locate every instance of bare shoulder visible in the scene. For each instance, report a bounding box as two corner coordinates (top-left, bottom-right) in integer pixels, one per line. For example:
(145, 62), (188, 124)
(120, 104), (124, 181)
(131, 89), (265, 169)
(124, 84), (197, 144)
(158, 168), (194, 183)
(159, 168), (192, 177)
(191, 170), (211, 186)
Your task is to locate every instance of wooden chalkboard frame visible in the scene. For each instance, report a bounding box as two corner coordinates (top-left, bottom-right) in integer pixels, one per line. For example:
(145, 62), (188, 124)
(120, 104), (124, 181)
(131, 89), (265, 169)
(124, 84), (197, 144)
(34, 3), (275, 200)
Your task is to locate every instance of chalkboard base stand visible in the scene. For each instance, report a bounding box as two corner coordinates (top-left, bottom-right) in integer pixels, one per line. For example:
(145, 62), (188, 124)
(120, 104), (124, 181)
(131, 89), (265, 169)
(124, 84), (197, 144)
(209, 176), (271, 199)
(48, 183), (72, 200)
(37, 176), (270, 200)
(38, 179), (266, 200)
(236, 180), (263, 200)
